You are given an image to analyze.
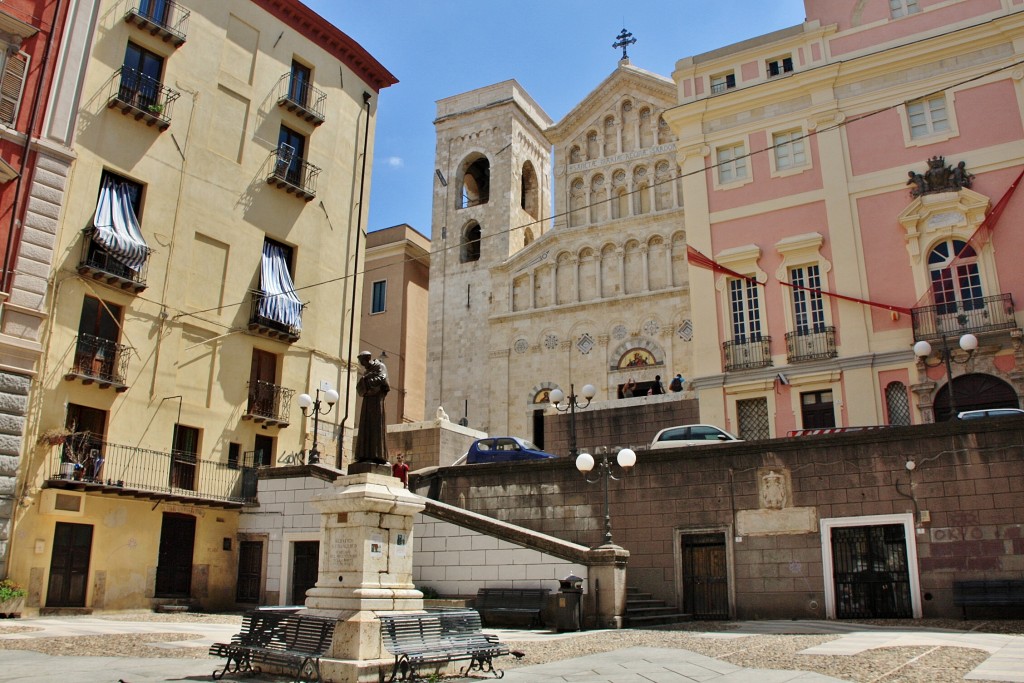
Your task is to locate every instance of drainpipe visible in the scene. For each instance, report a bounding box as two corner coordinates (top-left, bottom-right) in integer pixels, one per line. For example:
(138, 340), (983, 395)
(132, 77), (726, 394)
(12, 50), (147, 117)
(337, 90), (372, 469)
(1, 0), (66, 293)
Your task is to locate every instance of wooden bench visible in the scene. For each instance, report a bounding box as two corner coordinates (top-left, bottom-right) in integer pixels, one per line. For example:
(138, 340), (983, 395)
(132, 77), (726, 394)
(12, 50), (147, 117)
(953, 579), (1024, 618)
(209, 609), (335, 682)
(475, 587), (549, 627)
(378, 609), (509, 682)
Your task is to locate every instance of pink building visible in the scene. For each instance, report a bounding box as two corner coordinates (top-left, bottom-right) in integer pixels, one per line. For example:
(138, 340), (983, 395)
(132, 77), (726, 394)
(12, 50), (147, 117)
(666, 0), (1024, 437)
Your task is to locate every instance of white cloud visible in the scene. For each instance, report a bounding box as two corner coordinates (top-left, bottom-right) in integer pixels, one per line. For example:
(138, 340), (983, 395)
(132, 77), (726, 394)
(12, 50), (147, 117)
(386, 156), (403, 168)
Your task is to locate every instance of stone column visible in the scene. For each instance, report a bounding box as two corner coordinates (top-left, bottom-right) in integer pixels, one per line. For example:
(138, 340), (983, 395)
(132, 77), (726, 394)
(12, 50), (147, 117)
(584, 543), (629, 629)
(305, 471), (425, 682)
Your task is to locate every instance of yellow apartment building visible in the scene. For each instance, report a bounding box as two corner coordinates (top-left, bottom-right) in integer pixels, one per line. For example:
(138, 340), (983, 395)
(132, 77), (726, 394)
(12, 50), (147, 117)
(6, 0), (394, 612)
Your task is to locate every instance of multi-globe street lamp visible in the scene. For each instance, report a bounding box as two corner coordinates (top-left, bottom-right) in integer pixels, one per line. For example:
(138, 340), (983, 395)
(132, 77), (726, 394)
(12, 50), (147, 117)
(575, 447), (637, 546)
(913, 332), (978, 418)
(549, 383), (596, 458)
(297, 386), (340, 464)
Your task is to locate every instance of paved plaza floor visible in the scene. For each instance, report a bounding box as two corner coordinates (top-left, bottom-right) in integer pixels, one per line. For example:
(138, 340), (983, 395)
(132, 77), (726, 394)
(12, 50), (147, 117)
(0, 616), (1022, 683)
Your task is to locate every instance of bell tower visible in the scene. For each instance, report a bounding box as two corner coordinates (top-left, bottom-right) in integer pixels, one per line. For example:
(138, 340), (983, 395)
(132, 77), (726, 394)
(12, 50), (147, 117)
(425, 81), (552, 431)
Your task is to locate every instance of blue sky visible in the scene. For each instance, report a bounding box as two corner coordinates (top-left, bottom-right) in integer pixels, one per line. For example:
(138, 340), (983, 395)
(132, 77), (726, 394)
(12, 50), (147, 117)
(303, 1), (808, 236)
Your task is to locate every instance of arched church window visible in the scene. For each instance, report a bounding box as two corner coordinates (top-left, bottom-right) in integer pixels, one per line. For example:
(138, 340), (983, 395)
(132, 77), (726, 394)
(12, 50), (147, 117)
(587, 131), (599, 159)
(461, 222), (481, 263)
(459, 156), (489, 208)
(570, 145), (581, 164)
(928, 238), (983, 315)
(521, 160), (539, 218)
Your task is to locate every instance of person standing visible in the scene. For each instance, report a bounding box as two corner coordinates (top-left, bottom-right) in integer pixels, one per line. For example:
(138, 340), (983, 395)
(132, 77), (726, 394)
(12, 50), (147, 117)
(391, 453), (410, 488)
(653, 375), (666, 394)
(669, 374), (684, 392)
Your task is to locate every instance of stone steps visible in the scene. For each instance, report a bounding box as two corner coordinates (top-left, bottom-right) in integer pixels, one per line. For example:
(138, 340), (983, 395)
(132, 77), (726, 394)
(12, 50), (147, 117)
(624, 588), (691, 627)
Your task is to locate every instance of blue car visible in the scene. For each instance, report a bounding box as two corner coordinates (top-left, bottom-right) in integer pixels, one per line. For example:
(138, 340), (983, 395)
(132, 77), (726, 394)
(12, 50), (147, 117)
(463, 437), (557, 464)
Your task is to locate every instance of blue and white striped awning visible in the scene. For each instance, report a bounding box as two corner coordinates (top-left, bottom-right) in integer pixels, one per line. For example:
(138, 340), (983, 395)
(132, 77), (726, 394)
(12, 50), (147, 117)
(258, 241), (303, 331)
(91, 177), (150, 272)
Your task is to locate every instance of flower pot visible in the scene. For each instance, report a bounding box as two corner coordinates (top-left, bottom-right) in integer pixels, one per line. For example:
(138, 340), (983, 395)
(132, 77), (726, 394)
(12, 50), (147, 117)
(0, 595), (24, 617)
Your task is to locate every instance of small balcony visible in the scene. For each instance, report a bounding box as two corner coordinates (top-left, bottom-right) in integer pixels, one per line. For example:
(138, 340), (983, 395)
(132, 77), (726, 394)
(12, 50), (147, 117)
(243, 380), (294, 427)
(64, 334), (132, 391)
(123, 0), (190, 47)
(44, 438), (254, 506)
(911, 293), (1016, 342)
(78, 228), (149, 292)
(723, 336), (773, 372)
(107, 66), (180, 131)
(276, 74), (326, 126)
(266, 146), (320, 201)
(248, 291), (302, 343)
(785, 326), (837, 363)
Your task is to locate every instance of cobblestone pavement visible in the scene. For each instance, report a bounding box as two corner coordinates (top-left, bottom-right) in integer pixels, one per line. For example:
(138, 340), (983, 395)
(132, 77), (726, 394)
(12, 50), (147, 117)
(0, 614), (1021, 682)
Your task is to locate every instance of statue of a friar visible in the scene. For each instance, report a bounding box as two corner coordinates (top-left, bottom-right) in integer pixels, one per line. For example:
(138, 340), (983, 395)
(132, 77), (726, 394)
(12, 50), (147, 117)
(353, 351), (390, 465)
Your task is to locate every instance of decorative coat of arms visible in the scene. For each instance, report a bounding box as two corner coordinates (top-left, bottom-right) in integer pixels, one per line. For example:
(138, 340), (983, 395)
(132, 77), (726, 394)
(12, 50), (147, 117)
(906, 156), (973, 198)
(760, 470), (787, 510)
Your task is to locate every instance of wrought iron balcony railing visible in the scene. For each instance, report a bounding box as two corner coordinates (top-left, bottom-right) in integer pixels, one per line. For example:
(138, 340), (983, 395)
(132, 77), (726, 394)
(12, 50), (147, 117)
(266, 146), (320, 201)
(107, 66), (181, 131)
(45, 439), (254, 504)
(785, 326), (837, 363)
(248, 290), (302, 342)
(911, 293), (1016, 341)
(123, 0), (190, 46)
(243, 380), (294, 426)
(276, 73), (326, 125)
(723, 336), (773, 371)
(64, 334), (132, 391)
(78, 228), (149, 292)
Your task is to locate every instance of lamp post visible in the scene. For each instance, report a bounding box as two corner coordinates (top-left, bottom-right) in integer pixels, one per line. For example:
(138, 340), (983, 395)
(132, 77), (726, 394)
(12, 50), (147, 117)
(549, 383), (596, 458)
(575, 447), (636, 546)
(913, 332), (978, 418)
(297, 386), (340, 464)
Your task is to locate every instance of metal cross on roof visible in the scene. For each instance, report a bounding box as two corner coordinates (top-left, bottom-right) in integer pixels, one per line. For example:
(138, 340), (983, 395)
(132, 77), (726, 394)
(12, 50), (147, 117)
(613, 28), (637, 60)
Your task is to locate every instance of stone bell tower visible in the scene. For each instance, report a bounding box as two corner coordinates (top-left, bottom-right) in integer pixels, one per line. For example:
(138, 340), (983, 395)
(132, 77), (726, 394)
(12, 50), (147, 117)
(425, 81), (552, 432)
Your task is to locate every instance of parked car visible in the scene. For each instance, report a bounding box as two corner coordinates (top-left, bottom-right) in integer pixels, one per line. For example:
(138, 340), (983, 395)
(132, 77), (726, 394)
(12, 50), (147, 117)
(956, 408), (1024, 420)
(649, 424), (742, 449)
(457, 437), (558, 464)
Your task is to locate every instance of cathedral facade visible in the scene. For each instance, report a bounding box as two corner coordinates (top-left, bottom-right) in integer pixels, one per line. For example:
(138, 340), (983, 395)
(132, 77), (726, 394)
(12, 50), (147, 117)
(425, 66), (692, 442)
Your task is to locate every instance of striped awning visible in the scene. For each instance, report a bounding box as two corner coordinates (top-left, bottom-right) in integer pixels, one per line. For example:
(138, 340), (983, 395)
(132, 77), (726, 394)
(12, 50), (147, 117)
(91, 177), (150, 272)
(258, 241), (303, 330)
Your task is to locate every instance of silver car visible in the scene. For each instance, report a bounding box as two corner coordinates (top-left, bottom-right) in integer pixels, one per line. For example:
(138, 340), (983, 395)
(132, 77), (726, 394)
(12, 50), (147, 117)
(649, 424), (742, 449)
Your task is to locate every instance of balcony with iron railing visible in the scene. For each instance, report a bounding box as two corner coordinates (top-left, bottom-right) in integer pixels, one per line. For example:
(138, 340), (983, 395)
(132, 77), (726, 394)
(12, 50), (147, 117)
(276, 74), (326, 126)
(78, 228), (149, 292)
(243, 380), (294, 427)
(248, 291), (302, 343)
(723, 336), (773, 372)
(785, 326), (837, 363)
(44, 438), (254, 506)
(64, 334), (132, 391)
(123, 0), (190, 47)
(107, 66), (181, 131)
(266, 146), (320, 201)
(911, 293), (1017, 342)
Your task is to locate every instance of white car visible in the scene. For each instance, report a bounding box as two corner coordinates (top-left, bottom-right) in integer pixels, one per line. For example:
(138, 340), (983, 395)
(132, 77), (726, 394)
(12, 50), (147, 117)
(956, 408), (1024, 420)
(650, 424), (742, 449)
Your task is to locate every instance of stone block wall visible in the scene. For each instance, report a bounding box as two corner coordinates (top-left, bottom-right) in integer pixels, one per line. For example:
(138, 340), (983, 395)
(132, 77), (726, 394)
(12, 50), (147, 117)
(387, 420), (484, 468)
(0, 372), (29, 577)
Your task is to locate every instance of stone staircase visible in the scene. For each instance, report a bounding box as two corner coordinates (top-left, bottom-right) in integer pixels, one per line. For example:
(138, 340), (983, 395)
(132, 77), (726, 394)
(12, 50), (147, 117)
(624, 587), (691, 627)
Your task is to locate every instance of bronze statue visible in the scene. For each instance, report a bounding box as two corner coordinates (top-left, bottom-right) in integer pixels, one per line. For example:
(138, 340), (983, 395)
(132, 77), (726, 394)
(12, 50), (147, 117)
(906, 157), (973, 197)
(906, 171), (927, 198)
(354, 351), (389, 464)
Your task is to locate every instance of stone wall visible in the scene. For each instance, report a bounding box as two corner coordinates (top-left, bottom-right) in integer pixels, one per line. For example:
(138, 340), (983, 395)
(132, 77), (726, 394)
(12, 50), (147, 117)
(0, 372), (29, 577)
(425, 419), (1024, 619)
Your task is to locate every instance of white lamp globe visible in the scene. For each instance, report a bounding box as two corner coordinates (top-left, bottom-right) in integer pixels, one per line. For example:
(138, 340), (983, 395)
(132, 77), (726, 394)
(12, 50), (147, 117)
(297, 393), (313, 409)
(575, 452), (595, 473)
(959, 333), (978, 352)
(913, 340), (932, 358)
(325, 388), (340, 405)
(549, 388), (564, 405)
(616, 448), (637, 469)
(581, 384), (597, 400)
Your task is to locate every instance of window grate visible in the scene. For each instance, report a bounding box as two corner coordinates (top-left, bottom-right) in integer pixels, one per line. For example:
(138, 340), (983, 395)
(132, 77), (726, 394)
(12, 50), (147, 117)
(737, 398), (770, 440)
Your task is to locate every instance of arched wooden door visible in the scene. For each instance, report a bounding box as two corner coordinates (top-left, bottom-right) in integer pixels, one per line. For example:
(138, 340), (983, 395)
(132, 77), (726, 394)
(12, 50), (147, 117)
(934, 373), (1018, 421)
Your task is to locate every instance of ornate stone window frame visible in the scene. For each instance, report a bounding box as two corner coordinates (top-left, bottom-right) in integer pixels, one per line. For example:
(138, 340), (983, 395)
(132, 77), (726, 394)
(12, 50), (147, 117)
(775, 232), (832, 335)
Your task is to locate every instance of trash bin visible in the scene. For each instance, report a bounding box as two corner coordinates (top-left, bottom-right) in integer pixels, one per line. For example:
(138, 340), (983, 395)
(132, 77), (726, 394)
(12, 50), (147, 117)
(555, 574), (584, 632)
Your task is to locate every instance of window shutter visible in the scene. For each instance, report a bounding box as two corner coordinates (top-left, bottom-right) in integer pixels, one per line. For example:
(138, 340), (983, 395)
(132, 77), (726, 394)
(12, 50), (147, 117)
(0, 51), (29, 127)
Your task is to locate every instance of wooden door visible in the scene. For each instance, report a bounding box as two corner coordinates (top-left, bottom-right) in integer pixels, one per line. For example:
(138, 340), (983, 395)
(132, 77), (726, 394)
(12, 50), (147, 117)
(155, 513), (195, 597)
(681, 532), (729, 619)
(46, 522), (93, 607)
(235, 541), (262, 603)
(291, 541), (319, 605)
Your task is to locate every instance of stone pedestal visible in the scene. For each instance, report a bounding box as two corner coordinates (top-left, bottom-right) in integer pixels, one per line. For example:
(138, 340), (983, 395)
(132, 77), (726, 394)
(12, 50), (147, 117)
(304, 472), (425, 681)
(586, 543), (629, 629)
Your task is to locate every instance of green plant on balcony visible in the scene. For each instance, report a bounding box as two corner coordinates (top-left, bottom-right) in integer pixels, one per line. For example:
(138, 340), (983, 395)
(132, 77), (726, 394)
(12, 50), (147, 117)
(147, 103), (164, 115)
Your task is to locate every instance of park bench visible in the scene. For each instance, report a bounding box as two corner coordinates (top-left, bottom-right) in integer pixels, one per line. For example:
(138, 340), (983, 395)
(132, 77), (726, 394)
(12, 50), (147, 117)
(378, 609), (510, 682)
(952, 579), (1024, 618)
(475, 587), (549, 627)
(209, 609), (335, 682)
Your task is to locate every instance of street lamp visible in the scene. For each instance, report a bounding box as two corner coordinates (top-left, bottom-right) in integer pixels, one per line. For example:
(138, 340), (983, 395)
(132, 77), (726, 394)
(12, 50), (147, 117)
(549, 383), (596, 458)
(913, 332), (978, 418)
(297, 387), (340, 464)
(576, 447), (637, 546)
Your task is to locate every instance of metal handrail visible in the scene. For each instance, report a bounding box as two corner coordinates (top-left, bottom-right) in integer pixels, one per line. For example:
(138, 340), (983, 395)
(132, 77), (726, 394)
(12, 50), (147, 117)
(248, 290), (303, 340)
(911, 293), (1016, 341)
(723, 336), (773, 371)
(124, 0), (190, 44)
(68, 334), (132, 387)
(267, 146), (321, 199)
(78, 227), (150, 288)
(108, 66), (181, 125)
(46, 439), (254, 503)
(785, 326), (837, 363)
(245, 379), (295, 424)
(276, 73), (327, 124)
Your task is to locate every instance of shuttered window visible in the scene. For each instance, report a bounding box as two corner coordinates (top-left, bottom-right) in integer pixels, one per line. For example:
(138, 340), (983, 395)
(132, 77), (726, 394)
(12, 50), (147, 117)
(0, 50), (28, 127)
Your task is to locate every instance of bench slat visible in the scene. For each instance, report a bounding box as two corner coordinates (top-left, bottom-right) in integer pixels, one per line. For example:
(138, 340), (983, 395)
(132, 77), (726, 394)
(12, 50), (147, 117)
(210, 611), (335, 682)
(379, 609), (509, 681)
